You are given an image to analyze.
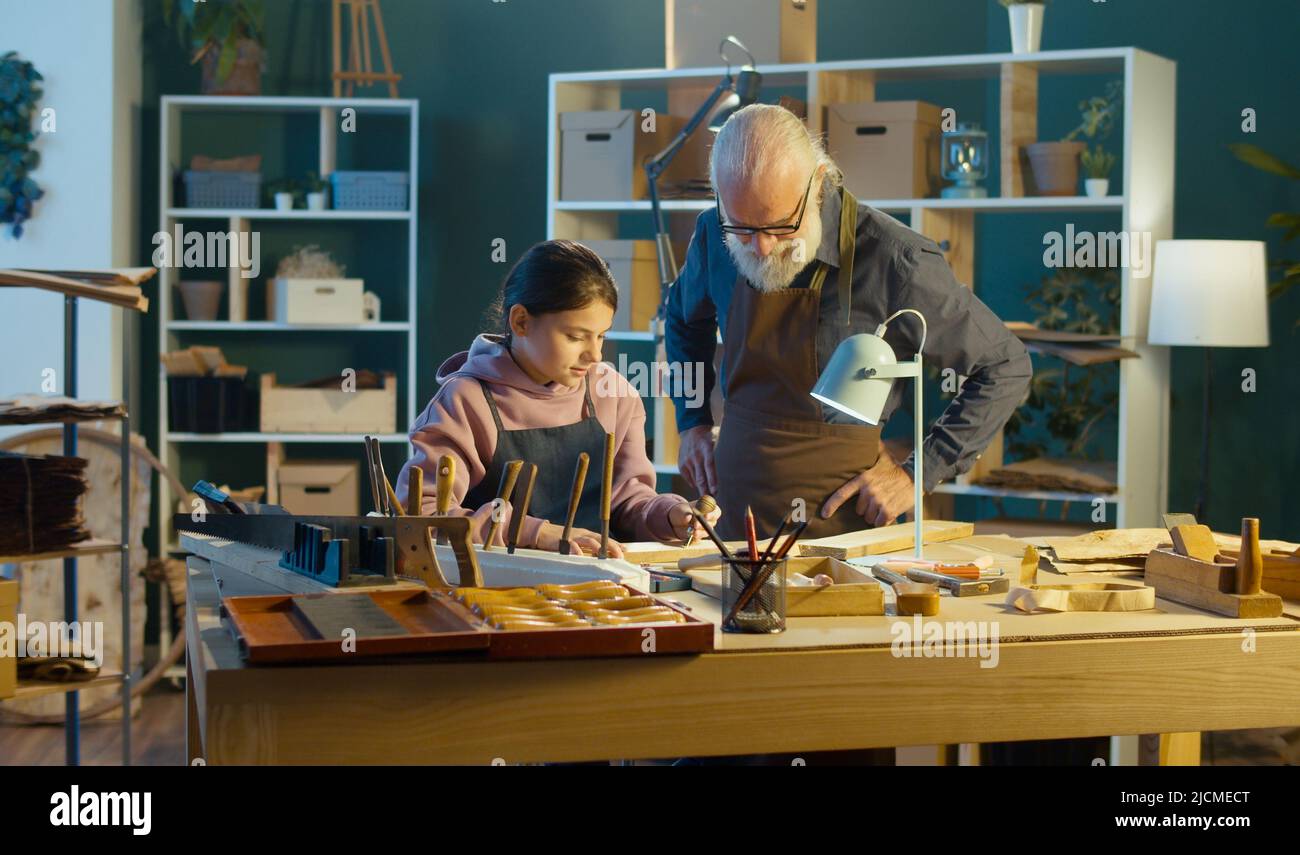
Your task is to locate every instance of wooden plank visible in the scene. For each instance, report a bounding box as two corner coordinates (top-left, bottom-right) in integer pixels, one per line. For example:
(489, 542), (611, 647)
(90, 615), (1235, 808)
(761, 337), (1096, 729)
(796, 519), (974, 559)
(0, 269), (149, 311)
(0, 538), (121, 565)
(809, 68), (875, 136)
(1044, 528), (1171, 561)
(999, 62), (1037, 198)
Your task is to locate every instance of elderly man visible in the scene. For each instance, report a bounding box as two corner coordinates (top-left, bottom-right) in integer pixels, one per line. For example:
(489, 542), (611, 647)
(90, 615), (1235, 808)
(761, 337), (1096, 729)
(666, 104), (1032, 540)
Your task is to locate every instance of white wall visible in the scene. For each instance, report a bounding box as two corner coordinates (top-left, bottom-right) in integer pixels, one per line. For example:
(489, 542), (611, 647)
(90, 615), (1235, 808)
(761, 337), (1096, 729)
(0, 0), (141, 432)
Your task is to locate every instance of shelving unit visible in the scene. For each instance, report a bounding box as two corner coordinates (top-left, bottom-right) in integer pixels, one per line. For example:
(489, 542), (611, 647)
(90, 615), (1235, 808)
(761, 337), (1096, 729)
(0, 280), (141, 765)
(156, 96), (420, 680)
(547, 47), (1174, 527)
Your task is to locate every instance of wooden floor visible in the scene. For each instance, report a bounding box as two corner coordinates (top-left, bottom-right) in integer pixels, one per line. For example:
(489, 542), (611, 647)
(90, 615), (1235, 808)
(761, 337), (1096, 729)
(0, 684), (186, 766)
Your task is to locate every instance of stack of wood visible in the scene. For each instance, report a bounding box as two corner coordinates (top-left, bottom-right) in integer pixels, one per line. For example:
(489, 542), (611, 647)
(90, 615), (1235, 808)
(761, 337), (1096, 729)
(1005, 321), (1137, 366)
(0, 268), (154, 311)
(1039, 528), (1170, 575)
(976, 457), (1117, 494)
(0, 395), (125, 425)
(161, 345), (247, 378)
(0, 452), (90, 555)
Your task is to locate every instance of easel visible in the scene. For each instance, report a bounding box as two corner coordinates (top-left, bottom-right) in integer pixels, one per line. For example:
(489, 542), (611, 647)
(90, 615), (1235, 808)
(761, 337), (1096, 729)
(331, 0), (401, 98)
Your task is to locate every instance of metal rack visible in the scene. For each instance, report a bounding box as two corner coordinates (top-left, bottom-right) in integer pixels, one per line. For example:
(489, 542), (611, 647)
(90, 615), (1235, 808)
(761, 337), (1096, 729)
(0, 281), (141, 765)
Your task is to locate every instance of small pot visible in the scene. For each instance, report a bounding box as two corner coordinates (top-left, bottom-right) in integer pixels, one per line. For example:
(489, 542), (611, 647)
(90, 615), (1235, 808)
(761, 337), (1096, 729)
(1008, 2), (1045, 54)
(1026, 141), (1085, 197)
(274, 192), (294, 211)
(200, 38), (264, 96)
(1085, 178), (1110, 198)
(306, 191), (327, 211)
(178, 280), (223, 322)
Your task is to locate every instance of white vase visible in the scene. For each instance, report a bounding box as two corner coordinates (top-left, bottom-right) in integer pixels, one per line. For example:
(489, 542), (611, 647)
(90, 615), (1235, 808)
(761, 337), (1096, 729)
(306, 191), (326, 211)
(1085, 178), (1110, 198)
(274, 192), (294, 211)
(1009, 3), (1045, 54)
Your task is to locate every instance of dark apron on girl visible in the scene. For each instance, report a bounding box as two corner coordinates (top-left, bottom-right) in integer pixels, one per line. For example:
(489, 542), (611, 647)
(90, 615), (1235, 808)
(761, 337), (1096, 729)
(462, 372), (609, 539)
(714, 186), (884, 541)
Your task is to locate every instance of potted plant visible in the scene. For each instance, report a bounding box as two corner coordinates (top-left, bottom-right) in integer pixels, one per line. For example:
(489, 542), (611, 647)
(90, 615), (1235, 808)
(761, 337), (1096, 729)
(267, 179), (299, 211)
(1080, 145), (1116, 197)
(0, 52), (44, 238)
(1027, 80), (1122, 197)
(303, 172), (328, 211)
(163, 0), (266, 96)
(1000, 0), (1049, 54)
(1228, 143), (1300, 326)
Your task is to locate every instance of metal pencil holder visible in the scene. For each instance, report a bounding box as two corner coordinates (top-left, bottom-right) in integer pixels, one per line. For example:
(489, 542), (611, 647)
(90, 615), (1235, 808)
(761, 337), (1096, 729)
(721, 550), (786, 634)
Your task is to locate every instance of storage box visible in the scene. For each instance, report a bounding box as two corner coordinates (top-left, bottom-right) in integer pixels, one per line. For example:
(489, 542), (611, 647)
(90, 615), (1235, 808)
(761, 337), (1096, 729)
(183, 170), (261, 208)
(167, 375), (253, 432)
(330, 171), (409, 211)
(579, 239), (663, 332)
(782, 556), (884, 616)
(666, 0), (816, 69)
(259, 372), (397, 434)
(1, 579), (17, 699)
(826, 101), (943, 199)
(268, 278), (365, 324)
(560, 111), (687, 201)
(277, 461), (360, 516)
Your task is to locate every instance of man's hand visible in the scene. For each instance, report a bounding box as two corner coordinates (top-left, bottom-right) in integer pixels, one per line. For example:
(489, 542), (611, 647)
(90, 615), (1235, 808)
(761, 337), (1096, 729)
(820, 453), (916, 527)
(677, 425), (718, 497)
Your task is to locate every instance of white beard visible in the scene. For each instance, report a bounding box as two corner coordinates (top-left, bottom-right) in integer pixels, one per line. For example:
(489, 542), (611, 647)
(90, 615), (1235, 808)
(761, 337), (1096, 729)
(723, 203), (823, 293)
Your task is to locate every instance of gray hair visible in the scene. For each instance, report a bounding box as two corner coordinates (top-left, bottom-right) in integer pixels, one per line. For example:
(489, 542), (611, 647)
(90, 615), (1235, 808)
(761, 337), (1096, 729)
(709, 103), (843, 193)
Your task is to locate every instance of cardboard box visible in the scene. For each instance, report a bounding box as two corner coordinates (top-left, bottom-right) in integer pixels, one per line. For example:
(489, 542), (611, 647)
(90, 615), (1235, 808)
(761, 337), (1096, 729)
(259, 372), (397, 434)
(579, 239), (664, 332)
(0, 579), (17, 699)
(826, 100), (943, 200)
(666, 0), (816, 68)
(560, 111), (688, 201)
(277, 461), (360, 516)
(268, 278), (365, 324)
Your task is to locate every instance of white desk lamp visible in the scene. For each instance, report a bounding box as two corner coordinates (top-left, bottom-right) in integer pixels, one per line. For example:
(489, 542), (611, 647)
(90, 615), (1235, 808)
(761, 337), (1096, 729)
(811, 309), (928, 557)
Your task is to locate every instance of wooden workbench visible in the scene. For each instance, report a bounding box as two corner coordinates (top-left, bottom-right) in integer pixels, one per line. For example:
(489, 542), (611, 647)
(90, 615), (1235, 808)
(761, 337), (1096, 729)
(185, 536), (1300, 765)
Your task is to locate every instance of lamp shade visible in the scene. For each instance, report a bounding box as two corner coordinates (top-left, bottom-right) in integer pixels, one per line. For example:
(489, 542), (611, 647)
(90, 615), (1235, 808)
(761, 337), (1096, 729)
(810, 332), (897, 425)
(1148, 240), (1270, 347)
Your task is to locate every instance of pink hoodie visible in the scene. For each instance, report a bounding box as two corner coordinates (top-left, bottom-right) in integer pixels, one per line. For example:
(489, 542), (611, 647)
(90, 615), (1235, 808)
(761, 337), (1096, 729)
(395, 334), (686, 548)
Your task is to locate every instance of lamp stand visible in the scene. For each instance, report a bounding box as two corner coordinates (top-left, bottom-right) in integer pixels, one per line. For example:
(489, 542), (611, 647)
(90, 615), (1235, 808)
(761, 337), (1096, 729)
(1195, 347), (1212, 523)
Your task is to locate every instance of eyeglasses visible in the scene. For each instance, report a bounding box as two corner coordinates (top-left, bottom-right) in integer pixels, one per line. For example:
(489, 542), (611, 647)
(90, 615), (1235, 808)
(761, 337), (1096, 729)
(717, 169), (817, 237)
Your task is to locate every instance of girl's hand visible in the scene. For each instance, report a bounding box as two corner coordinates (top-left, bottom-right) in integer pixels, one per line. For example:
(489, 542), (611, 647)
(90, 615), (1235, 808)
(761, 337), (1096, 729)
(669, 501), (721, 545)
(536, 521), (624, 559)
(470, 500), (510, 547)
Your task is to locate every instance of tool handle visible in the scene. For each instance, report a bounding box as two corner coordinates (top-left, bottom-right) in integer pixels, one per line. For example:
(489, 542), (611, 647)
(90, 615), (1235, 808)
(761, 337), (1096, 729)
(599, 432), (615, 558)
(435, 455), (455, 516)
(485, 459), (523, 549)
(383, 478), (405, 517)
(905, 567), (961, 592)
(507, 463), (538, 553)
(562, 452), (590, 548)
(406, 465), (423, 516)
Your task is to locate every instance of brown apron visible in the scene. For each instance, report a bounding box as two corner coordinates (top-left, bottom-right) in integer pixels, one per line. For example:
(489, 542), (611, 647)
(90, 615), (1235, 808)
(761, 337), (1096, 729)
(715, 186), (883, 541)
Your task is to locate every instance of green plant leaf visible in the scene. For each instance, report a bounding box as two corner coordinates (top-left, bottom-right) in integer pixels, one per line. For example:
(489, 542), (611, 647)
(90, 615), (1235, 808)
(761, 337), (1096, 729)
(215, 33), (238, 83)
(1228, 143), (1300, 180)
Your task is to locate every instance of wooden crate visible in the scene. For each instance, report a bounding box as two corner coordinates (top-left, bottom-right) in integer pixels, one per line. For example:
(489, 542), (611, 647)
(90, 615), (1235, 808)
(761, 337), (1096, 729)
(784, 556), (884, 617)
(259, 372), (396, 434)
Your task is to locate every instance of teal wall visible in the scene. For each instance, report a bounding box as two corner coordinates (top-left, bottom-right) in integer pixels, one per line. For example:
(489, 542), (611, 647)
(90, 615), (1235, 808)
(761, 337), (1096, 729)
(138, 0), (1300, 539)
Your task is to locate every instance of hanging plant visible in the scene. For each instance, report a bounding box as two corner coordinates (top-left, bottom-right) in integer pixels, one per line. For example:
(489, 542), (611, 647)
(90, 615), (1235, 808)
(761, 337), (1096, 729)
(0, 51), (44, 239)
(162, 0), (266, 96)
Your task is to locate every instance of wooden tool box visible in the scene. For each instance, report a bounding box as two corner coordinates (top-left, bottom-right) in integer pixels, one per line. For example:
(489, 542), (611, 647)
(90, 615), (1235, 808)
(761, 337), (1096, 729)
(221, 584), (712, 664)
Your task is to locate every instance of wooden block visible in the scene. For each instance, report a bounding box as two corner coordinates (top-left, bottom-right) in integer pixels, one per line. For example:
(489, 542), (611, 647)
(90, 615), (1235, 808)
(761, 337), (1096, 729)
(1171, 524), (1218, 563)
(1144, 548), (1235, 593)
(1145, 566), (1283, 619)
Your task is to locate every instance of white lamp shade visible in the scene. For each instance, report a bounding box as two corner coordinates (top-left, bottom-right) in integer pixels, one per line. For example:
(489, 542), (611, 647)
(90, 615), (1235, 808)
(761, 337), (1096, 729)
(1148, 240), (1270, 347)
(810, 333), (897, 425)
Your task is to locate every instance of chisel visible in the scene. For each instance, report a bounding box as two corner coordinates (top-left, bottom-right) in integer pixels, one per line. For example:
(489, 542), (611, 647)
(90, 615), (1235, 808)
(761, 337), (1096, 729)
(559, 452), (590, 555)
(599, 431), (615, 559)
(405, 464), (423, 516)
(483, 459), (523, 550)
(906, 567), (1009, 597)
(506, 462), (538, 555)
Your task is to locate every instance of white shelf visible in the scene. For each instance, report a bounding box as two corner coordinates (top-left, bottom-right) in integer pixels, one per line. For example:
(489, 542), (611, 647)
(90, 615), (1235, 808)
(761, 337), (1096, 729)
(167, 321), (411, 332)
(556, 196), (1123, 215)
(932, 482), (1119, 504)
(161, 94), (418, 111)
(607, 330), (657, 342)
(167, 432), (409, 443)
(165, 207), (411, 220)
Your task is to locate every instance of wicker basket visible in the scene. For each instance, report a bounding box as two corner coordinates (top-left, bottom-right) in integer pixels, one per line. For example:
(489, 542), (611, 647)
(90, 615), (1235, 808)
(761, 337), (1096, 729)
(183, 171), (262, 208)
